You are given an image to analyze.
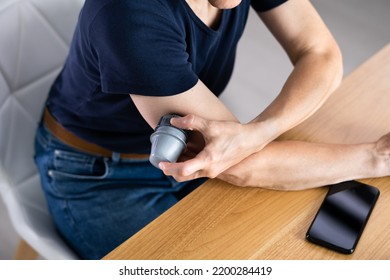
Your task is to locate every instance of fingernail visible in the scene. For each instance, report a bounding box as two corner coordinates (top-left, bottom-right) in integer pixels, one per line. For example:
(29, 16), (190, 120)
(171, 117), (180, 123)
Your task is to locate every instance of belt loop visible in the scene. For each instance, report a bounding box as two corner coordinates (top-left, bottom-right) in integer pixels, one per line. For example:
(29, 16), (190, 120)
(112, 152), (120, 163)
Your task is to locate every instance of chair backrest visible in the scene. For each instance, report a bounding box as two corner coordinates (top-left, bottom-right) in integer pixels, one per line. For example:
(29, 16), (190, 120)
(0, 0), (84, 259)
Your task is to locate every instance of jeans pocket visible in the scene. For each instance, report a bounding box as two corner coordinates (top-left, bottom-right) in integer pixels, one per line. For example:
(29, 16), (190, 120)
(48, 149), (108, 181)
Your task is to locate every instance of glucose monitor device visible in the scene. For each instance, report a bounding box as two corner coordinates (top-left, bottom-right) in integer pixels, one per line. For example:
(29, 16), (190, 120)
(149, 114), (187, 169)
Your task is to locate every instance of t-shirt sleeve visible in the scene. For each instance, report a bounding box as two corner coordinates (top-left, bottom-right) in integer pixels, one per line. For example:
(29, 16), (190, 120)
(251, 0), (288, 12)
(89, 1), (198, 96)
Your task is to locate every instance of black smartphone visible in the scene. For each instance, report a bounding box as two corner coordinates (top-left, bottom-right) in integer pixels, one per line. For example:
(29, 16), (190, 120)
(306, 180), (380, 254)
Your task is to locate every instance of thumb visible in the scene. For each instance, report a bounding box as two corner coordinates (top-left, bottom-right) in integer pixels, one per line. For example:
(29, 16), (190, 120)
(171, 114), (208, 132)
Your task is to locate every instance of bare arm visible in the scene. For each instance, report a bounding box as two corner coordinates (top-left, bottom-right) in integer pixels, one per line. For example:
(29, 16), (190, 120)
(130, 80), (238, 128)
(131, 81), (260, 178)
(160, 0), (343, 180)
(219, 140), (386, 190)
(249, 0), (343, 139)
(129, 39), (390, 191)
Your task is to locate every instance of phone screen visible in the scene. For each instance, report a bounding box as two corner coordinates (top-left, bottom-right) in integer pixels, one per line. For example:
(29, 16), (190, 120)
(306, 180), (380, 254)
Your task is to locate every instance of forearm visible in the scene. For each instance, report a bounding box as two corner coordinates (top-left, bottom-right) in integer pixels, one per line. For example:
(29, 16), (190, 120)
(219, 140), (382, 191)
(249, 47), (343, 145)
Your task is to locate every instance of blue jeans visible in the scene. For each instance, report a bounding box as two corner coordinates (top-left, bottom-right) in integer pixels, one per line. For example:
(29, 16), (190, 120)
(34, 123), (205, 259)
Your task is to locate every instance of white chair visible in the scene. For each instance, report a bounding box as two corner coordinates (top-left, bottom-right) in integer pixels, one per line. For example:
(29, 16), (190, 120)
(0, 0), (84, 259)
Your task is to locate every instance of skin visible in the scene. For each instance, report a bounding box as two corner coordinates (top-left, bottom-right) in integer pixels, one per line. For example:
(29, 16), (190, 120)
(206, 0), (242, 9)
(130, 0), (390, 190)
(220, 135), (390, 190)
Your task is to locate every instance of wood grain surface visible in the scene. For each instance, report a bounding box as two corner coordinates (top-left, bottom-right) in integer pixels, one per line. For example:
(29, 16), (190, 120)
(104, 44), (390, 260)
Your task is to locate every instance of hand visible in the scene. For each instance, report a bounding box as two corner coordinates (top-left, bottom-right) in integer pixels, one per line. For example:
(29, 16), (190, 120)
(159, 114), (268, 182)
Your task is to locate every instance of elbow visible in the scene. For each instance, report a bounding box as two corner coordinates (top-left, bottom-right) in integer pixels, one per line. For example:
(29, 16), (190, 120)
(293, 39), (344, 89)
(322, 39), (344, 90)
(327, 41), (344, 91)
(300, 42), (344, 104)
(218, 167), (257, 188)
(219, 170), (314, 192)
(219, 169), (293, 191)
(218, 171), (250, 188)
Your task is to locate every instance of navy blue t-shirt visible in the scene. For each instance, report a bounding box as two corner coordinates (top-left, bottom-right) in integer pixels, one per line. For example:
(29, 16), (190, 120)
(46, 0), (288, 153)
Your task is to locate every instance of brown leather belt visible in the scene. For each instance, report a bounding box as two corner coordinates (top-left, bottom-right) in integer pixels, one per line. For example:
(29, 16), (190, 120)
(43, 107), (150, 159)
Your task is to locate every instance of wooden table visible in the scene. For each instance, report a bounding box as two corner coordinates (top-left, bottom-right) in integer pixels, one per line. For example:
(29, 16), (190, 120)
(104, 44), (390, 260)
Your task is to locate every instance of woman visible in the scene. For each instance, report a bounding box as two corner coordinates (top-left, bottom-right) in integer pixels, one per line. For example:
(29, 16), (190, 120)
(34, 0), (390, 259)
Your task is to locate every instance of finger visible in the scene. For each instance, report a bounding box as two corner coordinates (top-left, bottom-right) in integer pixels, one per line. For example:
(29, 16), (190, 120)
(171, 114), (209, 132)
(158, 162), (197, 182)
(159, 156), (206, 179)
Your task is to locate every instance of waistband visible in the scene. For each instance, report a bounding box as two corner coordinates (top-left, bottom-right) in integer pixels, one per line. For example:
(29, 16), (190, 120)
(43, 107), (150, 160)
